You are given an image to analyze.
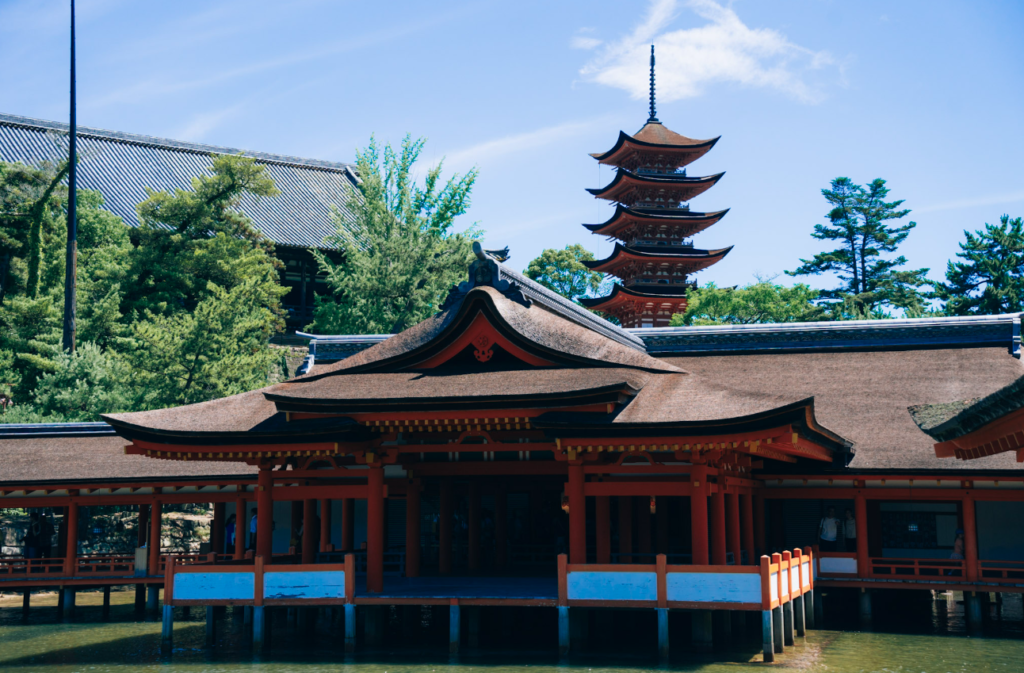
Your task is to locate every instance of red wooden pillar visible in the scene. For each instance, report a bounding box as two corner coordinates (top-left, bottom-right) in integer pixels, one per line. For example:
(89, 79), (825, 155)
(741, 493), (756, 565)
(256, 467), (274, 561)
(711, 484), (727, 565)
(406, 480), (421, 577)
(234, 497), (246, 559)
(655, 496), (669, 555)
(148, 501), (161, 576)
(618, 495), (633, 563)
(302, 499), (316, 563)
(319, 499), (331, 553)
(854, 493), (868, 578)
(468, 481), (482, 572)
(568, 463), (586, 564)
(439, 480), (454, 575)
(636, 496), (652, 555)
(367, 465), (384, 593)
(64, 501), (79, 575)
(212, 502), (226, 554)
(690, 471), (709, 565)
(341, 499), (354, 551)
(494, 484), (508, 571)
(726, 491), (742, 565)
(753, 493), (765, 558)
(595, 496), (611, 563)
(963, 495), (979, 582)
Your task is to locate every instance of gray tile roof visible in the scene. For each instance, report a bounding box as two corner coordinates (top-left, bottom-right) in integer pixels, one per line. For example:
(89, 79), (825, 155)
(0, 113), (358, 249)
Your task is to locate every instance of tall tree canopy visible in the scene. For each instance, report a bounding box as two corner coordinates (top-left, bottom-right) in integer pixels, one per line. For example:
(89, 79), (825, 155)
(524, 244), (603, 303)
(310, 135), (479, 335)
(670, 280), (821, 326)
(787, 177), (929, 313)
(937, 214), (1024, 315)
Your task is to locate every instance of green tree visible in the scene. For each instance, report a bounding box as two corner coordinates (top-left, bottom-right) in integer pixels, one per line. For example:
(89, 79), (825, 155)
(124, 154), (282, 318)
(787, 177), (929, 313)
(127, 276), (287, 409)
(31, 342), (131, 421)
(0, 160), (70, 302)
(310, 135), (478, 334)
(937, 215), (1024, 315)
(524, 244), (604, 303)
(670, 280), (822, 326)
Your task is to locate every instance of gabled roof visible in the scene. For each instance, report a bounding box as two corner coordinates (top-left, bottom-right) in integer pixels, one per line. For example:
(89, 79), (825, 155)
(0, 113), (359, 249)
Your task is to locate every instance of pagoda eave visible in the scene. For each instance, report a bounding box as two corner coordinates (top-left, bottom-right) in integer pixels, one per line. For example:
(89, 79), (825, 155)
(583, 205), (730, 239)
(583, 244), (733, 275)
(590, 128), (720, 167)
(587, 170), (724, 206)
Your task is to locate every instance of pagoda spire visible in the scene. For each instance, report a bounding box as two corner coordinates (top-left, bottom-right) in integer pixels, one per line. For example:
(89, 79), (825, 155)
(643, 44), (659, 122)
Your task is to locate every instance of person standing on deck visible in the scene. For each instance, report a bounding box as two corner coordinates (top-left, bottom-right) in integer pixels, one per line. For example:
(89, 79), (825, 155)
(818, 506), (840, 552)
(842, 508), (856, 552)
(249, 513), (258, 551)
(38, 513), (54, 558)
(225, 514), (237, 554)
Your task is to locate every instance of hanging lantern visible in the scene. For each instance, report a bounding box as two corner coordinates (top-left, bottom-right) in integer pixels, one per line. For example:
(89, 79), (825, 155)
(649, 496), (657, 514)
(561, 494), (570, 514)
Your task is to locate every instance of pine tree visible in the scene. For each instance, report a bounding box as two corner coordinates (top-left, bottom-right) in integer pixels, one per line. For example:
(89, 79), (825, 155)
(938, 215), (1024, 315)
(310, 135), (478, 335)
(787, 177), (930, 313)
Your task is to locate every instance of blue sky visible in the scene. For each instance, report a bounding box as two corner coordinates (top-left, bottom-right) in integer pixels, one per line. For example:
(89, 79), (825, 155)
(2, 0), (1022, 290)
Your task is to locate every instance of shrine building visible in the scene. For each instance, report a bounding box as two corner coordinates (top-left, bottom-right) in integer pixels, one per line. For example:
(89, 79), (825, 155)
(0, 51), (1022, 662)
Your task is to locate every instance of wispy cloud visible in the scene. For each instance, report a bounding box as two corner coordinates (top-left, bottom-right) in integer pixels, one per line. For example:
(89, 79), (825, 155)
(916, 190), (1024, 215)
(443, 117), (613, 169)
(578, 0), (835, 104)
(173, 102), (250, 142)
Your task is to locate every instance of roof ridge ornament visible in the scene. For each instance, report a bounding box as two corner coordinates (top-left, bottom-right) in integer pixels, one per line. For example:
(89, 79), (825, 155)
(440, 242), (532, 310)
(648, 44), (659, 124)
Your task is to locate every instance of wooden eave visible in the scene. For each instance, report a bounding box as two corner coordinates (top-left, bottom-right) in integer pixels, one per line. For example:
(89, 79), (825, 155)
(587, 169), (724, 204)
(583, 205), (730, 239)
(933, 405), (1024, 463)
(582, 243), (733, 275)
(590, 130), (720, 165)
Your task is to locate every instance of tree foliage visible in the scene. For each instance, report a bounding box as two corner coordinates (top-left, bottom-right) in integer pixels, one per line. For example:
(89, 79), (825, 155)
(937, 214), (1024, 315)
(524, 244), (604, 303)
(787, 177), (929, 313)
(310, 135), (478, 335)
(670, 280), (821, 326)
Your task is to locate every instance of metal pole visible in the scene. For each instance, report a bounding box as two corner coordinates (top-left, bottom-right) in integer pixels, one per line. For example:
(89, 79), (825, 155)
(62, 0), (77, 352)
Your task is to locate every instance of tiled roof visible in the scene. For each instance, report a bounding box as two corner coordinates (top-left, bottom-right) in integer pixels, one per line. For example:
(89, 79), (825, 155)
(0, 113), (359, 249)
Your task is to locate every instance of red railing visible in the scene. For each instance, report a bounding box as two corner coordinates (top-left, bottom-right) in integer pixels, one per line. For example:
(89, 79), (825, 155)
(868, 557), (964, 579)
(75, 555), (135, 575)
(0, 557), (66, 576)
(979, 560), (1024, 584)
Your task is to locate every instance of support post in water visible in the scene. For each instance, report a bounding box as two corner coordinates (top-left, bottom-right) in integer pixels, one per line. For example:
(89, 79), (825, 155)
(657, 608), (669, 662)
(161, 604), (173, 652)
(102, 586), (111, 619)
(772, 605), (784, 654)
(147, 586), (159, 615)
(761, 610), (774, 663)
(795, 594), (806, 637)
(61, 587), (75, 620)
(557, 606), (570, 657)
(206, 606), (216, 646)
(859, 588), (872, 628)
(805, 588), (816, 628)
(449, 601), (461, 656)
(344, 604), (356, 653)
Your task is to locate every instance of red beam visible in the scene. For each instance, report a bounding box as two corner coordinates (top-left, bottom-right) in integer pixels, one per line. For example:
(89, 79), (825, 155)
(584, 481), (695, 497)
(762, 487), (1024, 501)
(405, 463), (567, 477)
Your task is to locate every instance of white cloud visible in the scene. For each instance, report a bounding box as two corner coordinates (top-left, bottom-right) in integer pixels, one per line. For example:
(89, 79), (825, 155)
(173, 102), (249, 142)
(442, 117), (613, 169)
(579, 0), (834, 104)
(571, 28), (602, 50)
(915, 190), (1024, 215)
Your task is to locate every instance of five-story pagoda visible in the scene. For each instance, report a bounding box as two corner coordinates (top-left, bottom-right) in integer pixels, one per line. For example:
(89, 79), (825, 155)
(580, 46), (732, 327)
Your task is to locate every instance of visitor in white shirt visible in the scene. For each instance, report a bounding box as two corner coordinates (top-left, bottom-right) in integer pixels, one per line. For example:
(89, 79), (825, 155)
(818, 506), (840, 552)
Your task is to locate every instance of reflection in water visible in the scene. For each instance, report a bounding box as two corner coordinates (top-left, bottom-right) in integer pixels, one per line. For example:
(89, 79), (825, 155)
(0, 589), (1020, 672)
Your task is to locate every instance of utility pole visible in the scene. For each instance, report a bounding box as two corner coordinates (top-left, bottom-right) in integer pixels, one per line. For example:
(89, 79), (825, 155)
(62, 0), (77, 352)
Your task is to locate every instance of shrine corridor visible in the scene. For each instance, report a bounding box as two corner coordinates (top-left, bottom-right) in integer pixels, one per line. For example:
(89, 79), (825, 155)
(0, 588), (1022, 671)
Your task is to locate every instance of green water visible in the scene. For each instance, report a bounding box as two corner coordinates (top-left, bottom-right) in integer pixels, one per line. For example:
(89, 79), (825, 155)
(0, 591), (1022, 672)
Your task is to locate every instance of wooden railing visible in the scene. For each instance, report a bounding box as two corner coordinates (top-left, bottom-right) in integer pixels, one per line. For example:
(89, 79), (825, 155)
(75, 555), (135, 575)
(979, 560), (1024, 583)
(868, 557), (964, 579)
(0, 556), (66, 576)
(556, 547), (812, 611)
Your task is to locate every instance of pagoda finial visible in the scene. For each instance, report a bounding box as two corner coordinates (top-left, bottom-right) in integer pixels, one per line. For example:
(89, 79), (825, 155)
(648, 44), (659, 124)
